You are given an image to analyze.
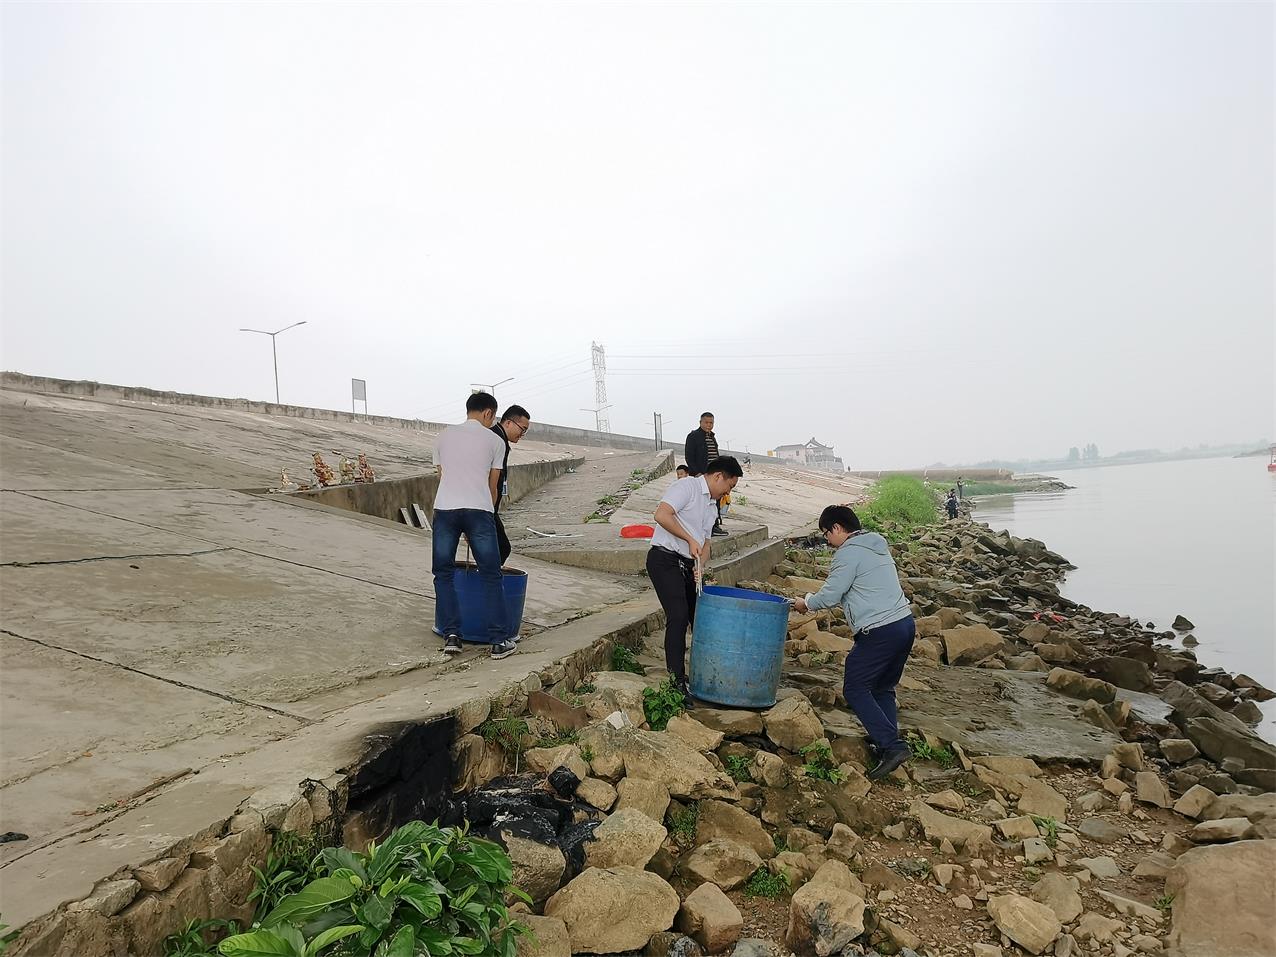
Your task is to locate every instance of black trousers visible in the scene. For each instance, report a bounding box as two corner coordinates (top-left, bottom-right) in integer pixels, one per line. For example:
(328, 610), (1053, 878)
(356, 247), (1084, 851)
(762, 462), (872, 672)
(646, 547), (697, 680)
(494, 512), (511, 564)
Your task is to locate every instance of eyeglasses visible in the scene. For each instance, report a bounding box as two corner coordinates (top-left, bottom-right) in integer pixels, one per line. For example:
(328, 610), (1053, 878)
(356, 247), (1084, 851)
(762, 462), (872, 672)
(511, 420), (530, 436)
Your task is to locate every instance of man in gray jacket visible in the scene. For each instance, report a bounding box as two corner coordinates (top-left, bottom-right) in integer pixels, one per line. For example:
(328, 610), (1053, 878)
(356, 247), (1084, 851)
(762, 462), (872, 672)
(793, 505), (916, 780)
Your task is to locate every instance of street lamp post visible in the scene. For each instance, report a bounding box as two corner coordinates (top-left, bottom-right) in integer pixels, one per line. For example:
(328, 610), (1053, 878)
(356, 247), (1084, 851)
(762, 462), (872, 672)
(470, 377), (514, 399)
(239, 321), (308, 404)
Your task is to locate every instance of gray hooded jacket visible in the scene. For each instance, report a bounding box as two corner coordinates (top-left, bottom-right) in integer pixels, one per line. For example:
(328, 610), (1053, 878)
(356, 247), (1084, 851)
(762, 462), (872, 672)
(804, 531), (912, 634)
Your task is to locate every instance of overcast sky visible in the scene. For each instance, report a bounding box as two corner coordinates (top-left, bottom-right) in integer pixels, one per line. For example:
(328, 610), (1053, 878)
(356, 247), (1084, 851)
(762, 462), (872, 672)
(3, 2), (1272, 467)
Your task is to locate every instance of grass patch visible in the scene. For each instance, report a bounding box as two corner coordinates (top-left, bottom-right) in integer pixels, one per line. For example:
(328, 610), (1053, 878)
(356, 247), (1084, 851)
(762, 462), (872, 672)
(857, 477), (938, 538)
(959, 481), (1020, 496)
(534, 729), (579, 749)
(1031, 815), (1060, 848)
(480, 713), (532, 770)
(723, 754), (753, 782)
(162, 918), (240, 957)
(642, 678), (686, 731)
(575, 682), (596, 694)
(668, 802), (699, 846)
(905, 734), (957, 769)
(744, 868), (790, 899)
(1154, 894), (1175, 914)
(579, 744), (595, 763)
(611, 645), (644, 675)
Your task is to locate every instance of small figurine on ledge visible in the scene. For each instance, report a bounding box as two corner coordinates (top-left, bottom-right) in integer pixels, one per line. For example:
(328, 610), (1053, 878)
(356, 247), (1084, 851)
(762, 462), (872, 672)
(356, 453), (376, 483)
(312, 452), (336, 487)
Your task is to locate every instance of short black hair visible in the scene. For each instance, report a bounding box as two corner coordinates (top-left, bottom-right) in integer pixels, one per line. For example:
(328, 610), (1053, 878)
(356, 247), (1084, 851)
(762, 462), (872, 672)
(700, 412), (715, 420)
(818, 505), (861, 534)
(501, 404), (530, 422)
(466, 391), (498, 414)
(705, 455), (743, 478)
(676, 463), (689, 472)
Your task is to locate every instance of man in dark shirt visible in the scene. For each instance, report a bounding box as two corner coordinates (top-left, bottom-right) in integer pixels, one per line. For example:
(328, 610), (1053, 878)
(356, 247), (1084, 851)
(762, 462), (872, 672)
(685, 412), (727, 536)
(491, 404), (531, 563)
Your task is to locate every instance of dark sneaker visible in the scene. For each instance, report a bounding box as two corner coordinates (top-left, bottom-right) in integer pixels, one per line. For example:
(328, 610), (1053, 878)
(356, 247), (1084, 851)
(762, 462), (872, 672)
(711, 526), (728, 537)
(675, 675), (696, 709)
(867, 746), (910, 781)
(442, 635), (463, 655)
(490, 640), (517, 661)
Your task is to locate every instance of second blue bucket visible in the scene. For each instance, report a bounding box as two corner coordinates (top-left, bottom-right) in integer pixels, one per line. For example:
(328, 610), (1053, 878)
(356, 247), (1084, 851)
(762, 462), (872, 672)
(440, 564), (528, 644)
(689, 585), (790, 708)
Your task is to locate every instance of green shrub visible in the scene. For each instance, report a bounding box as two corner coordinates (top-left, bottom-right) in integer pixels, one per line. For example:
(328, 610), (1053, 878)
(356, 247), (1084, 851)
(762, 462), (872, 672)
(668, 803), (699, 845)
(610, 645), (644, 675)
(0, 919), (21, 956)
(219, 821), (528, 957)
(743, 868), (790, 899)
(248, 831), (324, 919)
(905, 734), (956, 769)
(480, 715), (532, 772)
(164, 919), (240, 957)
(723, 755), (753, 783)
(642, 679), (686, 732)
(857, 477), (938, 535)
(799, 741), (845, 784)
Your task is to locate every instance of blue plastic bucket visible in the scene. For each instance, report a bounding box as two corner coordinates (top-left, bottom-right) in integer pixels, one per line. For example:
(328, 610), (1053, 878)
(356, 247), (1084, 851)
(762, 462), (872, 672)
(689, 585), (791, 708)
(438, 564), (528, 644)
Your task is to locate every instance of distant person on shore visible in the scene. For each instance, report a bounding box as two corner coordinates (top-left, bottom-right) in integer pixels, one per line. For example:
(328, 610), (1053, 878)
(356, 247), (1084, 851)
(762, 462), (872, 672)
(648, 456), (743, 699)
(791, 505), (916, 781)
(491, 404), (531, 564)
(685, 412), (727, 536)
(956, 477), (965, 500)
(432, 391), (516, 660)
(946, 490), (959, 520)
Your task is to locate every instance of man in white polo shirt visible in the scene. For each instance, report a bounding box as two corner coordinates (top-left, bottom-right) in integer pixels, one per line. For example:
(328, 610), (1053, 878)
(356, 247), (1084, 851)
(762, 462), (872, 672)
(647, 455), (743, 698)
(432, 391), (516, 660)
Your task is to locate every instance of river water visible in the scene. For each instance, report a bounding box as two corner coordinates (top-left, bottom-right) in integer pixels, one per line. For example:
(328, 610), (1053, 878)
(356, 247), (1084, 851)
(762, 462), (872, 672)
(973, 455), (1276, 741)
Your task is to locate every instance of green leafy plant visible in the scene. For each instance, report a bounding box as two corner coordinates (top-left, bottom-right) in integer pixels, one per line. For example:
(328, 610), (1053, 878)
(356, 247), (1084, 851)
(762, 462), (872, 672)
(856, 476), (938, 534)
(723, 755), (753, 783)
(1154, 894), (1175, 914)
(1031, 815), (1060, 849)
(905, 734), (956, 769)
(533, 729), (578, 749)
(219, 821), (528, 957)
(248, 831), (324, 919)
(596, 494), (620, 506)
(610, 645), (644, 675)
(668, 803), (699, 846)
(642, 679), (686, 732)
(807, 651), (832, 666)
(579, 744), (595, 763)
(480, 715), (531, 772)
(164, 919), (241, 957)
(575, 682), (595, 695)
(799, 741), (846, 784)
(743, 868), (790, 899)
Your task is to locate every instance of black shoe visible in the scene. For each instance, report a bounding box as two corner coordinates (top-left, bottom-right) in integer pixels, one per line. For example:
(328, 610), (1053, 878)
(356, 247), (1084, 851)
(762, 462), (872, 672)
(711, 526), (728, 537)
(443, 635), (463, 655)
(675, 676), (696, 708)
(867, 746), (910, 781)
(490, 640), (517, 661)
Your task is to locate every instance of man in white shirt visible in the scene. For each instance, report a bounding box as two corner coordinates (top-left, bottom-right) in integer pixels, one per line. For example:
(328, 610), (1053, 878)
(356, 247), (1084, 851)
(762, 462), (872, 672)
(432, 391), (516, 659)
(647, 455), (743, 698)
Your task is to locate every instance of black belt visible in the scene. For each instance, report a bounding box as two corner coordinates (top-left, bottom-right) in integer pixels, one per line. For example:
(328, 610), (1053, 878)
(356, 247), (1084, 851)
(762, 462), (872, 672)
(651, 544), (694, 566)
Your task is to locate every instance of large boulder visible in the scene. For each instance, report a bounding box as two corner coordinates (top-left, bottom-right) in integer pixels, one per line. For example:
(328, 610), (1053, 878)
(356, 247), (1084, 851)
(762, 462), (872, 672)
(694, 708), (764, 737)
(987, 893), (1062, 955)
(1016, 780), (1069, 821)
(616, 777), (671, 824)
(1029, 872), (1082, 923)
(501, 833), (566, 907)
(666, 715), (725, 753)
(1182, 716), (1276, 770)
(584, 672), (651, 726)
(1164, 840), (1276, 956)
(763, 696), (824, 752)
(1090, 656), (1155, 692)
(1200, 792), (1276, 837)
(584, 808), (667, 869)
(1046, 668), (1116, 703)
(784, 882), (865, 956)
(620, 729), (737, 800)
(515, 915), (571, 957)
(677, 882), (743, 954)
(909, 800), (992, 850)
(545, 866), (679, 954)
(941, 624), (1005, 665)
(695, 800), (776, 859)
(681, 839), (763, 891)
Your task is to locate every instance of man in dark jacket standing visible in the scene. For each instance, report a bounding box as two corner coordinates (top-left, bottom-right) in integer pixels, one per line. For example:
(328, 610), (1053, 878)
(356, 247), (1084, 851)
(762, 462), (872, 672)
(490, 404), (531, 563)
(685, 412), (727, 536)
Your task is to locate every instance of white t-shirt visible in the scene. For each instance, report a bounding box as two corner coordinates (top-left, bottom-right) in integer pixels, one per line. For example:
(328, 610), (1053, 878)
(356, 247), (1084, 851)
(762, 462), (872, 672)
(651, 475), (717, 559)
(433, 419), (505, 512)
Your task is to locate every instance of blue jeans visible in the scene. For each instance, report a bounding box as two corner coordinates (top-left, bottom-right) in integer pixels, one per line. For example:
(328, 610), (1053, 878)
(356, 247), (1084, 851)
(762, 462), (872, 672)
(843, 615), (916, 753)
(432, 508), (506, 643)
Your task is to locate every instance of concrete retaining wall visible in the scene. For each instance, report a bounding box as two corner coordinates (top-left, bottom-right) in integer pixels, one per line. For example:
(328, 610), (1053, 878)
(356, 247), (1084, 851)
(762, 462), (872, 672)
(0, 372), (671, 453)
(292, 457), (582, 523)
